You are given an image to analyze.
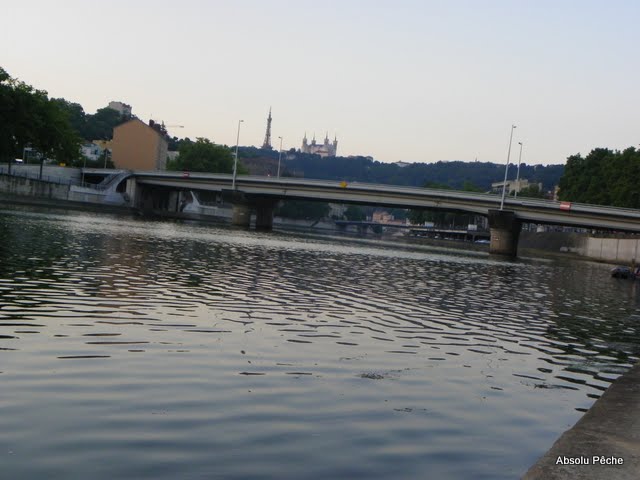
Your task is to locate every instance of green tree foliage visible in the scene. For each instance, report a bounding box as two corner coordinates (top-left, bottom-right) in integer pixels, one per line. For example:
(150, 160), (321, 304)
(409, 181), (482, 226)
(462, 181), (484, 192)
(51, 98), (86, 134)
(285, 153), (564, 191)
(408, 209), (430, 225)
(276, 200), (330, 220)
(83, 107), (126, 140)
(558, 147), (640, 207)
(53, 100), (129, 141)
(166, 138), (244, 174)
(0, 67), (80, 165)
(515, 184), (545, 198)
(167, 136), (191, 151)
(344, 205), (366, 221)
(408, 208), (471, 228)
(424, 181), (452, 189)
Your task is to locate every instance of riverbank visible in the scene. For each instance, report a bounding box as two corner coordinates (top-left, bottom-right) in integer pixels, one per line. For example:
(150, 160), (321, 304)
(523, 362), (640, 479)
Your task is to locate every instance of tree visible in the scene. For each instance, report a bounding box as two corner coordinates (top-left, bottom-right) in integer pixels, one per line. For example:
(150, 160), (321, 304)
(424, 181), (453, 190)
(83, 107), (127, 140)
(276, 200), (330, 220)
(408, 209), (430, 225)
(0, 67), (18, 164)
(462, 181), (484, 192)
(166, 137), (246, 174)
(0, 67), (80, 170)
(51, 98), (86, 135)
(558, 147), (640, 207)
(344, 205), (366, 221)
(516, 184), (545, 198)
(409, 181), (474, 226)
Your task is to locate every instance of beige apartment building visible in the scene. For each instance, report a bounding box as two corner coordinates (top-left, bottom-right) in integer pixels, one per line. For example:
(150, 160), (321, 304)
(111, 119), (168, 170)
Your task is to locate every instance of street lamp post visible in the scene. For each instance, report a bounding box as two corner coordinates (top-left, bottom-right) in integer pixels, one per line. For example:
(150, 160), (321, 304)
(103, 149), (110, 169)
(81, 155), (86, 186)
(514, 141), (523, 199)
(277, 136), (283, 178)
(499, 124), (517, 210)
(232, 119), (244, 190)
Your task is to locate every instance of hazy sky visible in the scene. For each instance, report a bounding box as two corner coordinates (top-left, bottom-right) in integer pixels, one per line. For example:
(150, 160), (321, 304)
(3, 0), (639, 165)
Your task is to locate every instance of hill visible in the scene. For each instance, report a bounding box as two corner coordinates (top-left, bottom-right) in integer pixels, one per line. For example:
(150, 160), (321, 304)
(239, 147), (564, 192)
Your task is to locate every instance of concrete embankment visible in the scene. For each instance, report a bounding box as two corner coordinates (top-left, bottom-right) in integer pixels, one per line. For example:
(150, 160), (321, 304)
(0, 192), (136, 216)
(520, 231), (640, 265)
(523, 362), (640, 479)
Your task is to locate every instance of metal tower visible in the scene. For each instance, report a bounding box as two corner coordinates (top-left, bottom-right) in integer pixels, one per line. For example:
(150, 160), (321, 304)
(262, 107), (273, 150)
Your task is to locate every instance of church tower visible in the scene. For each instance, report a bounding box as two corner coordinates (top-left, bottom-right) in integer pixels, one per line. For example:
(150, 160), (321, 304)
(299, 131), (338, 157)
(262, 107), (273, 150)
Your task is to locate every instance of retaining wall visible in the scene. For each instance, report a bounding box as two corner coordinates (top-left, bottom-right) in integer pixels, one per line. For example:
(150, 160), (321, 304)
(578, 237), (640, 264)
(0, 173), (127, 207)
(0, 173), (71, 200)
(0, 165), (81, 183)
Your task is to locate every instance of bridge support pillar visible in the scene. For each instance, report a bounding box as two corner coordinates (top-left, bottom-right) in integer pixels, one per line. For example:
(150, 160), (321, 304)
(488, 209), (522, 257)
(125, 178), (139, 208)
(222, 190), (252, 228)
(231, 203), (251, 228)
(255, 199), (278, 231)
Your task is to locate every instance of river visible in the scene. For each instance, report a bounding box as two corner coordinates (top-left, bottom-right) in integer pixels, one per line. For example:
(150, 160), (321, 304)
(1, 205), (639, 479)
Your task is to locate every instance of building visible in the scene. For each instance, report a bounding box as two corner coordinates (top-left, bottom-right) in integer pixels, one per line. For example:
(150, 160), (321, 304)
(107, 101), (132, 117)
(93, 139), (112, 152)
(301, 133), (338, 157)
(80, 143), (103, 161)
(372, 210), (396, 223)
(111, 119), (168, 170)
(80, 140), (112, 162)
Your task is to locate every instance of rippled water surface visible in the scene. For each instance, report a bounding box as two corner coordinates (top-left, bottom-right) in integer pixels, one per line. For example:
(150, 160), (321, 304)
(1, 206), (640, 479)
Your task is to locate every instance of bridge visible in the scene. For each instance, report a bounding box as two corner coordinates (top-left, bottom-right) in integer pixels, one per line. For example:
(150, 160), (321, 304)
(119, 171), (640, 257)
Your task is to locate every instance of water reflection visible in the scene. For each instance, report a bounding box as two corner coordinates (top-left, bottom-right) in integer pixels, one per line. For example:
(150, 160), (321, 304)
(0, 206), (639, 479)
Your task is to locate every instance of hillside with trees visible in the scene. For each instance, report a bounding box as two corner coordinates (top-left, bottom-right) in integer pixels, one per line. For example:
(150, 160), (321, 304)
(558, 147), (640, 208)
(239, 147), (564, 192)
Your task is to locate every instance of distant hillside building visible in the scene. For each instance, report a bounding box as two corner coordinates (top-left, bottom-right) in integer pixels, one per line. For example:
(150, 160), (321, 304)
(301, 133), (338, 157)
(80, 140), (112, 162)
(80, 143), (103, 161)
(107, 101), (132, 117)
(111, 119), (168, 170)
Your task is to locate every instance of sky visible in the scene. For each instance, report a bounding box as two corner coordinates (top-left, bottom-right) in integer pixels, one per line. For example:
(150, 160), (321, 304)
(3, 0), (639, 165)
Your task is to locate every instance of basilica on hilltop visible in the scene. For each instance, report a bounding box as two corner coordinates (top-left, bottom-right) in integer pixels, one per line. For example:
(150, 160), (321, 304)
(260, 108), (338, 158)
(300, 133), (338, 157)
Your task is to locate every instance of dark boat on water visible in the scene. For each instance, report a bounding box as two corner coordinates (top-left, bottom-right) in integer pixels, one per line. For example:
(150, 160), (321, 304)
(611, 266), (640, 279)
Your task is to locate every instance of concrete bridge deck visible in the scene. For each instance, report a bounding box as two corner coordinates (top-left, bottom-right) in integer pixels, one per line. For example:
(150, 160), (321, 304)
(131, 173), (640, 233)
